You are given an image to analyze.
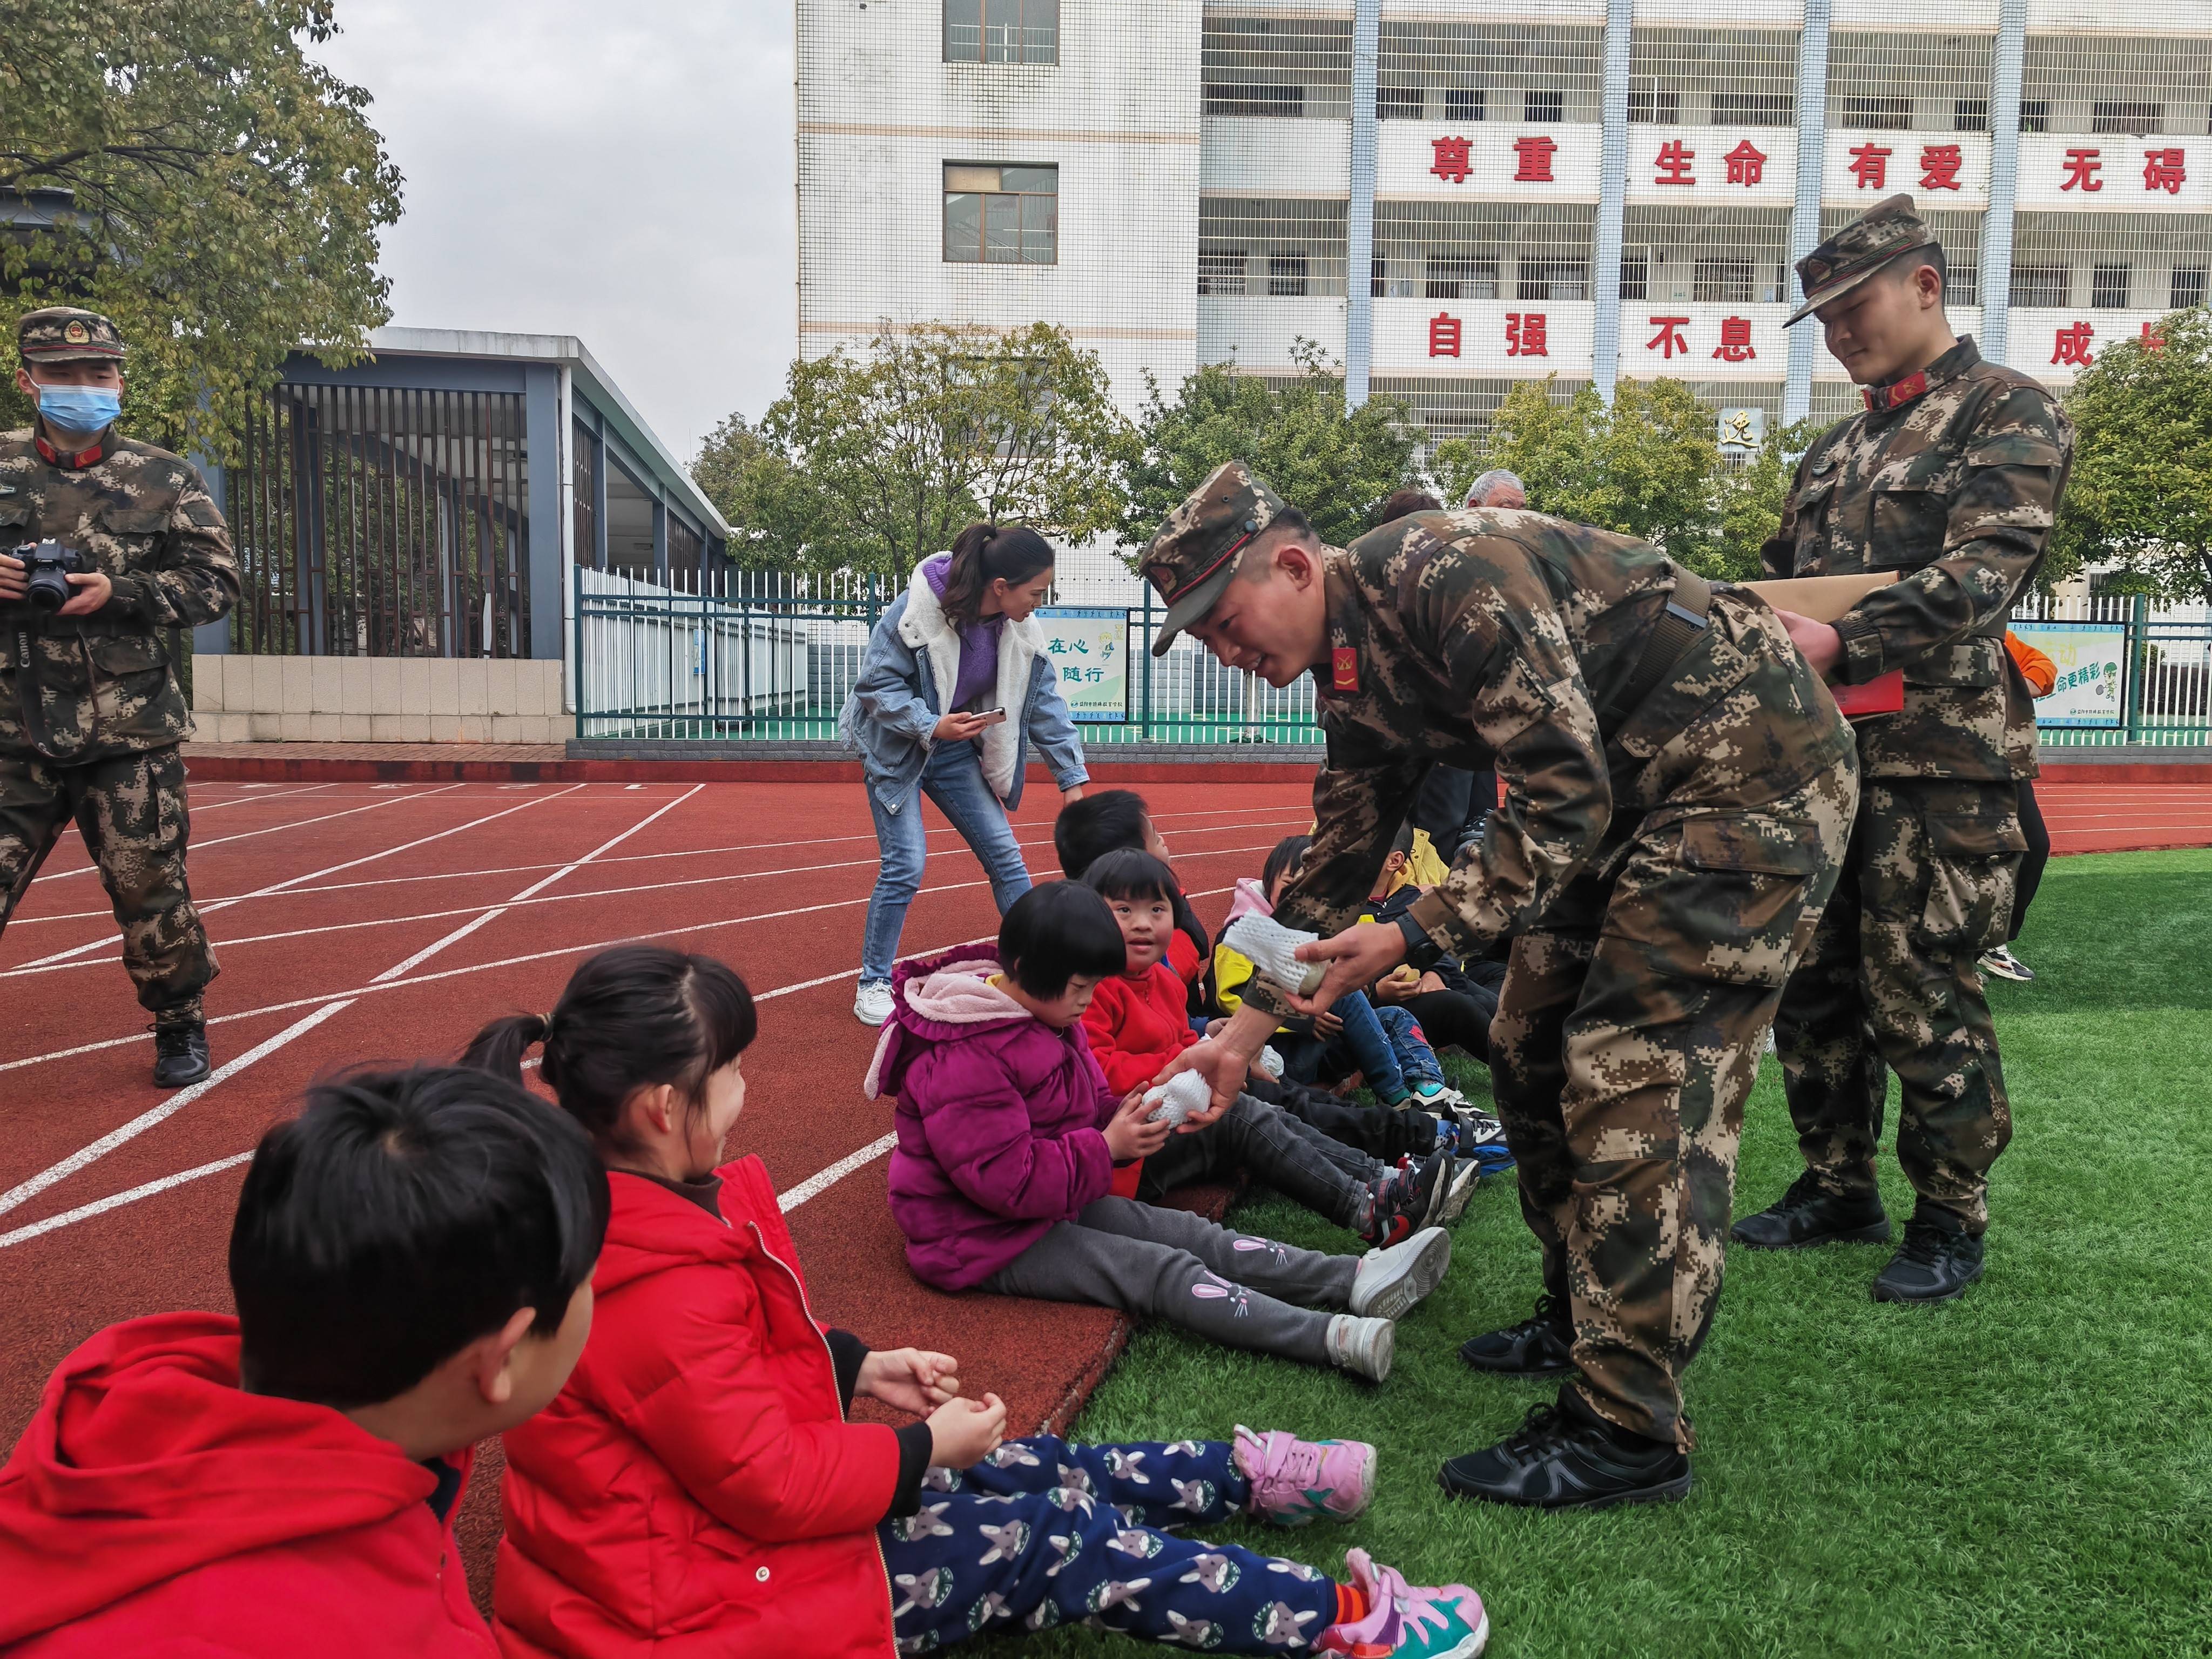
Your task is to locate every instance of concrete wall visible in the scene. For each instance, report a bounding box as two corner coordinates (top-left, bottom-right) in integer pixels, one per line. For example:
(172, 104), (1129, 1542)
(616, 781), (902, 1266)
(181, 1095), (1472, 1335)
(192, 656), (568, 745)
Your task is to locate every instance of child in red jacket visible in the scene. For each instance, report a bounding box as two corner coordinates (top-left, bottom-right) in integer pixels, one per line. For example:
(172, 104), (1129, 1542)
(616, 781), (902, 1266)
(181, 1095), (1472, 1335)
(474, 942), (1489, 1659)
(1078, 847), (1471, 1242)
(0, 1066), (609, 1658)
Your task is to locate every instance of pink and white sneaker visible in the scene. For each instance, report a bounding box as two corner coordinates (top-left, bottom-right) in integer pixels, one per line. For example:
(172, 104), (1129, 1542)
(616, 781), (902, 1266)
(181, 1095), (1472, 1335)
(1317, 1547), (1489, 1658)
(1233, 1425), (1377, 1526)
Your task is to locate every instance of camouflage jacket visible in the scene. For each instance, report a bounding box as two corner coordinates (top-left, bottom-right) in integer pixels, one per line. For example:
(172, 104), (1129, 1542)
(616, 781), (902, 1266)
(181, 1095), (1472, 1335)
(0, 429), (239, 763)
(1253, 510), (1857, 1019)
(1761, 338), (2073, 781)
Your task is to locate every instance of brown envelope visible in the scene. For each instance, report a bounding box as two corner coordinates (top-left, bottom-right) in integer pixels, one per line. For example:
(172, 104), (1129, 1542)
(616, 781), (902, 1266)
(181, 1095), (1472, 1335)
(1739, 571), (1898, 622)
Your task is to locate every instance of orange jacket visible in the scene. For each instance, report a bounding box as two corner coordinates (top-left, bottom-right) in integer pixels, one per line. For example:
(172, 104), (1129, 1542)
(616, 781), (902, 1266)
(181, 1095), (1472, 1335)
(2006, 631), (2057, 698)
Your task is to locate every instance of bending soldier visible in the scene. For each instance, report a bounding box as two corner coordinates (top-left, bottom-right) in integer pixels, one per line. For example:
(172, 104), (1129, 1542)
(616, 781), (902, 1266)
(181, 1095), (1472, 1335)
(1732, 196), (2074, 1303)
(1149, 460), (1858, 1509)
(1, 308), (241, 1086)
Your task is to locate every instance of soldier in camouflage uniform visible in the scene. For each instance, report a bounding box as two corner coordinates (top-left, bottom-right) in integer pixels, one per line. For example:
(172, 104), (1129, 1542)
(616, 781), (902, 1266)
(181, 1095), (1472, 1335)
(1731, 196), (2074, 1303)
(1145, 459), (1859, 1508)
(1, 307), (240, 1086)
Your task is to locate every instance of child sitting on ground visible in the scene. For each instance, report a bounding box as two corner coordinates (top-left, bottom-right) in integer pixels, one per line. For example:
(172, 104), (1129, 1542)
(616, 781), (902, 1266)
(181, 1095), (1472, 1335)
(872, 881), (1452, 1385)
(0, 1066), (608, 1657)
(1055, 787), (1216, 1021)
(1078, 847), (1471, 1239)
(468, 943), (1488, 1659)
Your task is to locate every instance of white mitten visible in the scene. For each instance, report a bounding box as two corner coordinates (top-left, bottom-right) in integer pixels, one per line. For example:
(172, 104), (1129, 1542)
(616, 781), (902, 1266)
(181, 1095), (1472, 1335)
(1142, 1070), (1213, 1127)
(1254, 1046), (1285, 1082)
(1222, 913), (1327, 996)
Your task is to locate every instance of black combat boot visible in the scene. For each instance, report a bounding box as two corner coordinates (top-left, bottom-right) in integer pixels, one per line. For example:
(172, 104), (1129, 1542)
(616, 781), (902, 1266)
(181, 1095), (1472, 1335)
(1872, 1211), (1986, 1304)
(1459, 1292), (1576, 1375)
(1437, 1392), (1692, 1510)
(1730, 1168), (1891, 1249)
(152, 1020), (211, 1088)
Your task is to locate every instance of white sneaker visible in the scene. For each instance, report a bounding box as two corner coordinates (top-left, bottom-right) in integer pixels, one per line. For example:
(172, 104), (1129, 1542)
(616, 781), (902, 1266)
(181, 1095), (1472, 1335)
(1438, 1159), (1482, 1225)
(853, 981), (895, 1026)
(1143, 1070), (1212, 1126)
(1222, 914), (1328, 996)
(1349, 1226), (1452, 1320)
(1325, 1314), (1395, 1383)
(1979, 945), (2036, 982)
(1413, 1080), (1469, 1111)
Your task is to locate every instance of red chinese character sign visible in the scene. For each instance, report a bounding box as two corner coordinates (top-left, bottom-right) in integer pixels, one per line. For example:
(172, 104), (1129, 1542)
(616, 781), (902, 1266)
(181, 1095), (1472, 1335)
(2061, 148), (2102, 192)
(1429, 313), (1462, 359)
(1514, 136), (1556, 183)
(1723, 140), (1766, 186)
(2051, 322), (2094, 367)
(1647, 317), (1691, 360)
(1654, 140), (1695, 186)
(2140, 321), (2166, 350)
(1920, 144), (1963, 191)
(1506, 313), (1548, 357)
(2143, 149), (2185, 195)
(1431, 137), (1471, 185)
(1711, 318), (1756, 363)
(1848, 144), (1891, 190)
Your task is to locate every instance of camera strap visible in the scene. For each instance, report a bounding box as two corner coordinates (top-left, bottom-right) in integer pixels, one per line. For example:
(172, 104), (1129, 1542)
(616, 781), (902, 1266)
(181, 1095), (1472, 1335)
(11, 616), (67, 760)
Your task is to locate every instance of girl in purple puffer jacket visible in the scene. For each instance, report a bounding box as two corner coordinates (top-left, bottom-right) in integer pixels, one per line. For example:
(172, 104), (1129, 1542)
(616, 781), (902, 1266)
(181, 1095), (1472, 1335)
(867, 882), (1454, 1385)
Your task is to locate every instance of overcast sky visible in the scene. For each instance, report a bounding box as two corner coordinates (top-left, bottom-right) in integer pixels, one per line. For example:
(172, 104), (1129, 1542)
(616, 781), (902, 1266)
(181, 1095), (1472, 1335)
(311, 0), (796, 468)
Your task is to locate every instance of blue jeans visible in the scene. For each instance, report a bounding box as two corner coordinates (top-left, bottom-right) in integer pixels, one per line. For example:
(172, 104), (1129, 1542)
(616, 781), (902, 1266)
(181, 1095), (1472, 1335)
(861, 738), (1032, 985)
(1278, 990), (1408, 1102)
(1374, 1004), (1446, 1091)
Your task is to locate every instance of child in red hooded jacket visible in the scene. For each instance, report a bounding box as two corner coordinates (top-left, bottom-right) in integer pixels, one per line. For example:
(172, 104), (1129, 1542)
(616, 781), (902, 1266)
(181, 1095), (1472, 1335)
(0, 1064), (608, 1658)
(474, 941), (1490, 1659)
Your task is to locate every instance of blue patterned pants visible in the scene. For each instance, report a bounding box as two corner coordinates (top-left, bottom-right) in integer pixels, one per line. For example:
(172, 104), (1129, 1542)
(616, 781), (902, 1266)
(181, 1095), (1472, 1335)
(881, 1435), (1341, 1654)
(1374, 1004), (1446, 1091)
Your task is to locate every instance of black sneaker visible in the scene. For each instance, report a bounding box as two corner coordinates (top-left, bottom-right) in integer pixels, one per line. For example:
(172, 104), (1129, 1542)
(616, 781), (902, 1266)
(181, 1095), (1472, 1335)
(152, 1021), (211, 1089)
(1363, 1153), (1448, 1247)
(1873, 1214), (1986, 1304)
(1437, 1397), (1692, 1510)
(1730, 1168), (1891, 1250)
(1459, 1292), (1576, 1376)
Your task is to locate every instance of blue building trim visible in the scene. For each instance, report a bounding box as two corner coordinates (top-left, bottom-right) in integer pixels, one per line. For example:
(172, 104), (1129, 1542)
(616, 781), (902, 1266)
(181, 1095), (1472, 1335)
(1344, 0), (1380, 410)
(1783, 0), (1833, 423)
(1590, 0), (1634, 404)
(1980, 0), (2027, 368)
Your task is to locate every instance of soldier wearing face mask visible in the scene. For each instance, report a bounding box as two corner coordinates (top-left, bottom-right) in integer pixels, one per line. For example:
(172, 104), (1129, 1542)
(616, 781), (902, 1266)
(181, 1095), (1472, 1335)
(1, 307), (240, 1087)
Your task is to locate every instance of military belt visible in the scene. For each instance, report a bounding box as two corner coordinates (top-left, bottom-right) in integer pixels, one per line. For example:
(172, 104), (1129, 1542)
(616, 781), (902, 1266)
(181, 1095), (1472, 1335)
(1602, 569), (1712, 733)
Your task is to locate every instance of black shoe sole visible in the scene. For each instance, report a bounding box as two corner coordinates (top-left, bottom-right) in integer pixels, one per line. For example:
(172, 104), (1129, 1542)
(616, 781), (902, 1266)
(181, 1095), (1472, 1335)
(153, 1065), (211, 1089)
(1435, 1465), (1694, 1510)
(1458, 1341), (1575, 1377)
(1872, 1262), (1985, 1304)
(1730, 1216), (1892, 1251)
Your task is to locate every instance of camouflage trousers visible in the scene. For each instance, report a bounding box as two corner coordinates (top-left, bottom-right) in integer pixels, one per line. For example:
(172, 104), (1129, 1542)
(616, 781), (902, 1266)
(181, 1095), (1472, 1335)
(1491, 761), (1858, 1449)
(1771, 777), (2024, 1234)
(0, 744), (217, 1021)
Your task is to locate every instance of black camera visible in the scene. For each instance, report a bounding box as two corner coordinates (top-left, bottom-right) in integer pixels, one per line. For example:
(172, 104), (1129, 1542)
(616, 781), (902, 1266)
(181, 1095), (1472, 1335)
(13, 540), (86, 613)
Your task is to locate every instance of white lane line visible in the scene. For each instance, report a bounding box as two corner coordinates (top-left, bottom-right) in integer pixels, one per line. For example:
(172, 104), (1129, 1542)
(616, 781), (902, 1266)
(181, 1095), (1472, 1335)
(1, 827), (1299, 974)
(779, 1134), (899, 1213)
(0, 1001), (355, 1217)
(0, 1153), (256, 1250)
(23, 784), (468, 884)
(368, 908), (512, 985)
(182, 783), (339, 813)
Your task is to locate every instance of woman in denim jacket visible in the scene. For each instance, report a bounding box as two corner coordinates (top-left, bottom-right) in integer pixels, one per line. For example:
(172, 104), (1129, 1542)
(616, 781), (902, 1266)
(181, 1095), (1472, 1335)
(841, 524), (1088, 1026)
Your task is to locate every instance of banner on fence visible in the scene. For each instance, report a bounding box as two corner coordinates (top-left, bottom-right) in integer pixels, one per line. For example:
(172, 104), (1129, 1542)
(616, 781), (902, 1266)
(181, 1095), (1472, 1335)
(2014, 621), (2126, 729)
(1037, 607), (1129, 723)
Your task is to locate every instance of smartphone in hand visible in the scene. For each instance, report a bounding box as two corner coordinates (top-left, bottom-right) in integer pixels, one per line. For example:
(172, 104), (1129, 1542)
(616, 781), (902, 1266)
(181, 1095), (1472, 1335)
(974, 707), (1008, 725)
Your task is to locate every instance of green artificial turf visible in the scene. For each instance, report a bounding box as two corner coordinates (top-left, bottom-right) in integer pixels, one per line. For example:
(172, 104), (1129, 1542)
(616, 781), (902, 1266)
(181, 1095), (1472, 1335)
(1023, 849), (2212, 1658)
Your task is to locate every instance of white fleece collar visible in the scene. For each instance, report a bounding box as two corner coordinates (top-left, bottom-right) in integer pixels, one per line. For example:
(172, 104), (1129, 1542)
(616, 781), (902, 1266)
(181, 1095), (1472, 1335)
(896, 558), (1046, 801)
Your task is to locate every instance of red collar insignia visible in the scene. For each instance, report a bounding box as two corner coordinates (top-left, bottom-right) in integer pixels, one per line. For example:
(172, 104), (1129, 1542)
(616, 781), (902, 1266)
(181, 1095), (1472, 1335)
(1331, 646), (1359, 692)
(34, 433), (104, 469)
(1863, 371), (1928, 413)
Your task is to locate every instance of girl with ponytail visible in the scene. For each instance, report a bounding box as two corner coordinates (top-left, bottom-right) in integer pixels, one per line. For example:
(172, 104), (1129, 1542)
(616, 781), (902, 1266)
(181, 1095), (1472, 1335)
(840, 522), (1090, 1030)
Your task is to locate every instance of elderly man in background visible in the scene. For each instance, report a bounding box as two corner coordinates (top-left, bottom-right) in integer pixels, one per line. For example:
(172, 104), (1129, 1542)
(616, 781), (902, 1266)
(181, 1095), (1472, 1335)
(1465, 469), (1526, 511)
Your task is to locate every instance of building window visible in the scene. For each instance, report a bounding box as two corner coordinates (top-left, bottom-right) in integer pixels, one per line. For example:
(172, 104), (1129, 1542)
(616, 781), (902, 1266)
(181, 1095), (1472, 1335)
(1426, 257), (1498, 300)
(1713, 92), (1793, 126)
(1627, 85), (1680, 124)
(667, 514), (702, 582)
(1620, 251), (1649, 301)
(945, 0), (1058, 65)
(571, 420), (598, 568)
(1378, 84), (1422, 119)
(1842, 96), (1913, 130)
(1954, 99), (1988, 132)
(2174, 268), (2209, 309)
(1198, 250), (1247, 296)
(2011, 265), (2068, 307)
(2089, 264), (2132, 308)
(2091, 100), (2161, 134)
(1523, 90), (1564, 123)
(1267, 253), (1310, 297)
(1206, 83), (1304, 117)
(1202, 16), (1352, 120)
(1517, 259), (1587, 300)
(1444, 88), (1483, 122)
(1694, 259), (1757, 304)
(943, 164), (1057, 264)
(2020, 100), (2050, 133)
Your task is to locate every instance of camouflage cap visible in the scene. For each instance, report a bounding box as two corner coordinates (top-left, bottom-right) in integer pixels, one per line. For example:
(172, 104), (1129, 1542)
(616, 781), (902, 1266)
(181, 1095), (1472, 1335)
(1785, 194), (1941, 327)
(1141, 460), (1289, 657)
(18, 306), (127, 365)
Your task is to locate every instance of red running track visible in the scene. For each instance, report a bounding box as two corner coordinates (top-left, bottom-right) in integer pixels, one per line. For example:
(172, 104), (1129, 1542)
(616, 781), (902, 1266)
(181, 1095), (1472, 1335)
(1, 773), (2202, 1601)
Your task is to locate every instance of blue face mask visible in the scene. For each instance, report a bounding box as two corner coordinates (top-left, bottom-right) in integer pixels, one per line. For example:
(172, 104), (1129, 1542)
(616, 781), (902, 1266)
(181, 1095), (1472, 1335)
(36, 385), (123, 440)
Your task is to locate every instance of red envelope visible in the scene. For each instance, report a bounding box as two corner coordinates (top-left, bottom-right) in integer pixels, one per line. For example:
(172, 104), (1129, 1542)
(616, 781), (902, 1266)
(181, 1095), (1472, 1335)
(1832, 670), (1904, 719)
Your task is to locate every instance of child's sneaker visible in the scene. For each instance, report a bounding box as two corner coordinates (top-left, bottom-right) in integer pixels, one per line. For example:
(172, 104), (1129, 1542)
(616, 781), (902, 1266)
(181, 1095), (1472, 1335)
(1325, 1314), (1394, 1383)
(1222, 913), (1328, 996)
(1318, 1548), (1489, 1658)
(1440, 1105), (1515, 1175)
(1412, 1079), (1469, 1111)
(1361, 1153), (1448, 1247)
(1349, 1226), (1451, 1320)
(1233, 1425), (1377, 1525)
(1438, 1158), (1481, 1225)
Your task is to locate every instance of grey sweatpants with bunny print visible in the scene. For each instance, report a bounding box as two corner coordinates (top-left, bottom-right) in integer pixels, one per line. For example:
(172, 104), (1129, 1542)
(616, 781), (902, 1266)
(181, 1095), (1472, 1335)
(984, 1197), (1357, 1366)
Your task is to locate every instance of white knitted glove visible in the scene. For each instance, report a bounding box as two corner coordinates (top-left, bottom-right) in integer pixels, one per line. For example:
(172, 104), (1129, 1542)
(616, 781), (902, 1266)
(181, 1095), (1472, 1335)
(1222, 914), (1327, 997)
(1142, 1070), (1213, 1127)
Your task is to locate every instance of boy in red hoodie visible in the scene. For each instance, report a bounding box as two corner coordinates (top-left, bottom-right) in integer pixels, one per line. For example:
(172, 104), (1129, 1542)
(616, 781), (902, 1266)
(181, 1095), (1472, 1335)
(1079, 848), (1471, 1243)
(0, 1065), (610, 1658)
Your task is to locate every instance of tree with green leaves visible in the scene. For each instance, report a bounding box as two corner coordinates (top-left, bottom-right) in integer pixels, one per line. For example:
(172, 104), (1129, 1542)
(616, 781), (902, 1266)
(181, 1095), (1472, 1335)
(694, 321), (1130, 577)
(1712, 416), (1827, 582)
(2049, 307), (2212, 603)
(1118, 341), (1422, 552)
(1, 0), (402, 456)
